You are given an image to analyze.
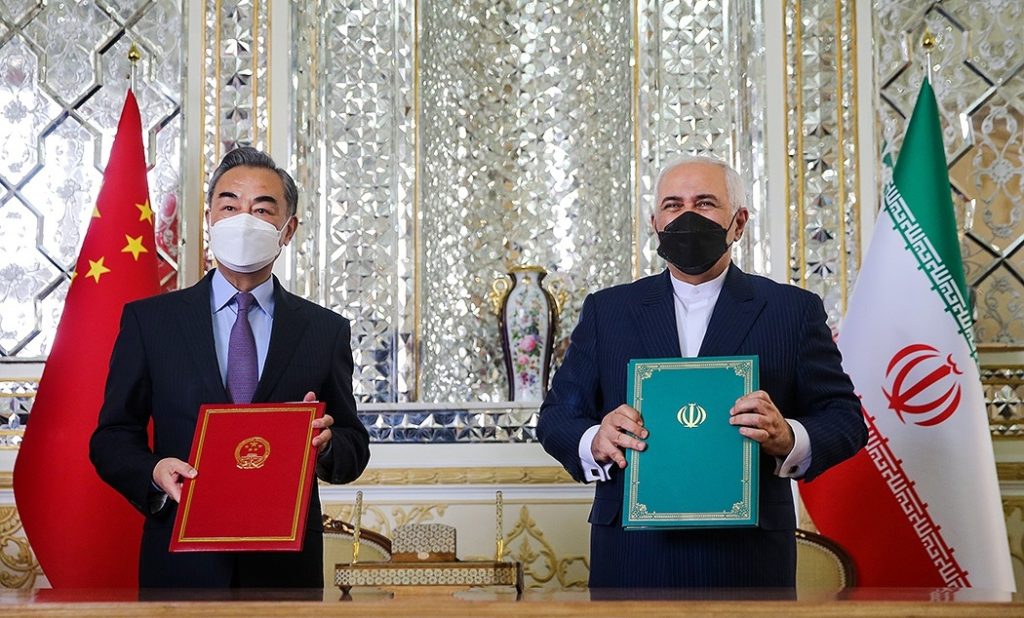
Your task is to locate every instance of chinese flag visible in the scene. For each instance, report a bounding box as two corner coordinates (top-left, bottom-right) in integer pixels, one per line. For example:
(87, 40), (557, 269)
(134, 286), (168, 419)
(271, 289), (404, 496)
(13, 90), (159, 588)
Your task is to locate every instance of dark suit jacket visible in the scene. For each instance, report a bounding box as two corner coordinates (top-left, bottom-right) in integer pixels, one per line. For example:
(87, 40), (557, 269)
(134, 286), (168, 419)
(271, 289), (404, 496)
(90, 271), (370, 588)
(537, 266), (866, 588)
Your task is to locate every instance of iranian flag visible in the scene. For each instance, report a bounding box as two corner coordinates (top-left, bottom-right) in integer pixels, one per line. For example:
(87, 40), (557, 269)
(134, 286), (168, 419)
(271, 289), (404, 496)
(800, 80), (1015, 590)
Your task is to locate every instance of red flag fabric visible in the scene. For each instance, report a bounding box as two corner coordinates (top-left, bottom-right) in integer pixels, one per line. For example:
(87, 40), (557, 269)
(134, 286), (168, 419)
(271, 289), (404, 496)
(13, 90), (159, 588)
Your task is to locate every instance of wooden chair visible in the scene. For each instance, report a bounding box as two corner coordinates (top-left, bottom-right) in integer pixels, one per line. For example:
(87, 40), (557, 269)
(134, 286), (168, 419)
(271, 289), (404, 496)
(795, 528), (856, 598)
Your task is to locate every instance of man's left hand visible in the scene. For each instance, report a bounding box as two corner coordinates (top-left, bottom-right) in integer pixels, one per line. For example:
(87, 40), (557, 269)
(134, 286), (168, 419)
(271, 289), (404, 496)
(304, 390), (334, 452)
(728, 390), (793, 458)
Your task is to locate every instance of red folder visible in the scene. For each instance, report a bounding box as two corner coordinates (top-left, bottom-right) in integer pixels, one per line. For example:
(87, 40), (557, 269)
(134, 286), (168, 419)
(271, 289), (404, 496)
(169, 402), (325, 552)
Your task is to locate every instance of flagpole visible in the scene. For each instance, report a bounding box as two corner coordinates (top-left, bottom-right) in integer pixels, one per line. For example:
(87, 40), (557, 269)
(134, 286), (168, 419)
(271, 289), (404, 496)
(128, 42), (141, 92)
(921, 29), (936, 85)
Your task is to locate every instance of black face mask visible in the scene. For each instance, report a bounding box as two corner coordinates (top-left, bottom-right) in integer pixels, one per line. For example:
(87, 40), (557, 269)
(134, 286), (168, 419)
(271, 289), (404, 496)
(656, 210), (738, 275)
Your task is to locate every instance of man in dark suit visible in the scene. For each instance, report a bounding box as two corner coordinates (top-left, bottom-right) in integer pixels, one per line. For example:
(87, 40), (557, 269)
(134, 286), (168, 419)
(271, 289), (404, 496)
(537, 156), (867, 589)
(90, 147), (369, 588)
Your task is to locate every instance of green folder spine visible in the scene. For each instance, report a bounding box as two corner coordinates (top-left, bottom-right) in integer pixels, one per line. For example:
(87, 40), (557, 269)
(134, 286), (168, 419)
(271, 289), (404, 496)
(622, 356), (759, 529)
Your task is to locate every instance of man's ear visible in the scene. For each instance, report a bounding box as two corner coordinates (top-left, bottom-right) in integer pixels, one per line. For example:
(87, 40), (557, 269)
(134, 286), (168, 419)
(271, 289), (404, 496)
(733, 208), (750, 240)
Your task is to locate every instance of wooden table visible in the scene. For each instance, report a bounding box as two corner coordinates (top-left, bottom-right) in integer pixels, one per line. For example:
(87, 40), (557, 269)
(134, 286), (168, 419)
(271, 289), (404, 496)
(2, 587), (1021, 616)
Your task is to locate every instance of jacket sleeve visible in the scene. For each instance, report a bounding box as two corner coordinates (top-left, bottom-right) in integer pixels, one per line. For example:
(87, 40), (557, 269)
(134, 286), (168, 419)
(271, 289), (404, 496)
(315, 317), (370, 484)
(89, 303), (163, 515)
(536, 294), (606, 482)
(794, 294), (868, 481)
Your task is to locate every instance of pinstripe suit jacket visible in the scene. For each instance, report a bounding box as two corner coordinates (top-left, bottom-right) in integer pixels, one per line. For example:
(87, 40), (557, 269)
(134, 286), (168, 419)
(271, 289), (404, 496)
(537, 265), (866, 587)
(90, 270), (370, 588)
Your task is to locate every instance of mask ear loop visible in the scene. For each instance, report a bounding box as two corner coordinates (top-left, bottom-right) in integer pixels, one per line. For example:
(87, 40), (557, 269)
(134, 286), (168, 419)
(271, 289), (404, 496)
(723, 209), (741, 245)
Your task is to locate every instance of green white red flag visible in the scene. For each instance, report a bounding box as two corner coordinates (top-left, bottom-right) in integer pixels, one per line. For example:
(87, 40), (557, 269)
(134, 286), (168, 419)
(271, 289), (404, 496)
(801, 80), (1014, 591)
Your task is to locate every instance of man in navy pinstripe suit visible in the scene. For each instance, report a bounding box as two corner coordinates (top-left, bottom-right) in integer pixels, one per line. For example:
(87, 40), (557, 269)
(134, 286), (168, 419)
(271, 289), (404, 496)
(91, 148), (370, 588)
(537, 156), (867, 589)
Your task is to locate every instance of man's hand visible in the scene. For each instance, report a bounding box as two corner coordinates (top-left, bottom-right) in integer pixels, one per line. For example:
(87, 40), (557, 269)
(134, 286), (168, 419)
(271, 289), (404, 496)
(152, 457), (196, 503)
(305, 390), (334, 452)
(591, 404), (648, 469)
(729, 390), (794, 457)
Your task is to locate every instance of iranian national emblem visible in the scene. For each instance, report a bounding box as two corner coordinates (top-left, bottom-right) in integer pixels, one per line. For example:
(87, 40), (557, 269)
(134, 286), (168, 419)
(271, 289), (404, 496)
(676, 403), (707, 429)
(883, 343), (963, 427)
(235, 436), (270, 470)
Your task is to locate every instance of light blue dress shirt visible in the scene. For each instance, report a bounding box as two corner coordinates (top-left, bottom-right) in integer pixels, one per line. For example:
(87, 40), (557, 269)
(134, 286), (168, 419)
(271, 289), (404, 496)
(210, 269), (276, 386)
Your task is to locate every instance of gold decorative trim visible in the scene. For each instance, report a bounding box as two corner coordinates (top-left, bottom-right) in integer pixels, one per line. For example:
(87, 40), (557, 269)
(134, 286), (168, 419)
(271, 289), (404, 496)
(997, 463), (1024, 481)
(0, 506), (42, 589)
(793, 0), (806, 286)
(349, 467), (574, 486)
(849, 0), (861, 281)
(412, 0), (422, 400)
(835, 0), (849, 313)
(0, 471), (12, 489)
(631, 0), (642, 280)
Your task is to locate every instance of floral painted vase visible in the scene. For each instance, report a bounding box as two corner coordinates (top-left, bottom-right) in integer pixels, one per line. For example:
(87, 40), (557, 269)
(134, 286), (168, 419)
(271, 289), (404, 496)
(492, 266), (558, 402)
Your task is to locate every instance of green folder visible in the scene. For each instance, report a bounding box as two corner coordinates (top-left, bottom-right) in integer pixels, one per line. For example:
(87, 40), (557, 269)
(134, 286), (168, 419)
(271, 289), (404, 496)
(622, 356), (759, 529)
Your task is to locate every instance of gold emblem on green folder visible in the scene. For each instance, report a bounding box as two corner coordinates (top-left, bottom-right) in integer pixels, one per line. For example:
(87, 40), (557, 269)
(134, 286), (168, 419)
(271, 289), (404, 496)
(676, 403), (707, 428)
(623, 356), (759, 529)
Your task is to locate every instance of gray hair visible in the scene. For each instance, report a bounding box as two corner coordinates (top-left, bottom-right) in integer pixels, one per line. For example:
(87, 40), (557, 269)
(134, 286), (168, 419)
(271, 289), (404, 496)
(206, 147), (299, 218)
(654, 155), (746, 214)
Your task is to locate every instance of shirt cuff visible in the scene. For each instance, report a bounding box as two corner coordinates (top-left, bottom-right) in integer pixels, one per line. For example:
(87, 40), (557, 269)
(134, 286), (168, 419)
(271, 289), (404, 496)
(578, 424), (614, 482)
(774, 418), (811, 478)
(148, 482), (169, 514)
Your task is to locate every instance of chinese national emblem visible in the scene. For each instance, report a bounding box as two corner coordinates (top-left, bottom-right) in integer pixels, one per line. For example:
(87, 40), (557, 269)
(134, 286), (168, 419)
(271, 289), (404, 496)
(676, 403), (708, 429)
(883, 343), (963, 427)
(235, 436), (271, 470)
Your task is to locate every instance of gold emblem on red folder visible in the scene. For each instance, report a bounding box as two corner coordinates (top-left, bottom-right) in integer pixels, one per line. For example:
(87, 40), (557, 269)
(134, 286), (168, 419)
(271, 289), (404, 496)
(235, 436), (270, 469)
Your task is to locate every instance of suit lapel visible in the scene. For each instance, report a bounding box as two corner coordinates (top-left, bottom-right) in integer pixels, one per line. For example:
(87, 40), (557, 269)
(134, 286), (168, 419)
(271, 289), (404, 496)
(252, 278), (310, 402)
(631, 270), (682, 359)
(177, 272), (229, 402)
(699, 264), (765, 357)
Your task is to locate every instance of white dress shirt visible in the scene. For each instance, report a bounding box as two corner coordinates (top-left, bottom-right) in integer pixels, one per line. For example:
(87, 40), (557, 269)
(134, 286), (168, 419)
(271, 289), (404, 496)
(577, 269), (812, 482)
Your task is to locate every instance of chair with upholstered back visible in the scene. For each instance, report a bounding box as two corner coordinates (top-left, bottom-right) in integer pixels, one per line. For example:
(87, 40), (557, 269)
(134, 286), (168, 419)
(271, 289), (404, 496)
(322, 515), (393, 587)
(795, 528), (856, 598)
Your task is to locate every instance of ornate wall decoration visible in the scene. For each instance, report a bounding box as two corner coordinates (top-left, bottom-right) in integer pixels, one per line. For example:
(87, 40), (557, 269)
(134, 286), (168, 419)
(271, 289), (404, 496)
(199, 0), (271, 272)
(1002, 498), (1024, 592)
(634, 0), (768, 278)
(875, 1), (1024, 348)
(349, 466), (573, 486)
(501, 505), (588, 589)
(784, 0), (861, 325)
(417, 0), (633, 402)
(291, 0), (417, 403)
(202, 0), (269, 170)
(0, 507), (42, 589)
(987, 366), (1024, 436)
(291, 0), (770, 405)
(0, 0), (183, 360)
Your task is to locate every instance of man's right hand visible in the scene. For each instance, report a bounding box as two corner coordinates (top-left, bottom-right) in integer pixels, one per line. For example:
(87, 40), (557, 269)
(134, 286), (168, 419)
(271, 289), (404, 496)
(591, 404), (648, 469)
(152, 457), (197, 503)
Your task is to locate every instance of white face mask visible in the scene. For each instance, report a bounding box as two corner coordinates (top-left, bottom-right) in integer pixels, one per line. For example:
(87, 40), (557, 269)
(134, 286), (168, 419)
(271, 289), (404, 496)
(209, 214), (288, 274)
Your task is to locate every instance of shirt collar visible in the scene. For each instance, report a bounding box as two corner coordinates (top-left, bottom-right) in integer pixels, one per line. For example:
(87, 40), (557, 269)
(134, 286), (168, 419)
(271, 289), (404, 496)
(211, 269), (276, 317)
(669, 267), (728, 306)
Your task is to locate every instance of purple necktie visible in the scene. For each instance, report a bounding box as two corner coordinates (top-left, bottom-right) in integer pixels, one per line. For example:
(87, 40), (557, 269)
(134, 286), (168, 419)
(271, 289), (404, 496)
(227, 292), (258, 404)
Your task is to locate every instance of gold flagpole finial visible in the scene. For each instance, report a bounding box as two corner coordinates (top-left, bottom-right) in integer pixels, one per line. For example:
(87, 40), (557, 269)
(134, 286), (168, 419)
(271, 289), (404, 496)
(128, 42), (141, 91)
(921, 29), (936, 84)
(921, 29), (937, 52)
